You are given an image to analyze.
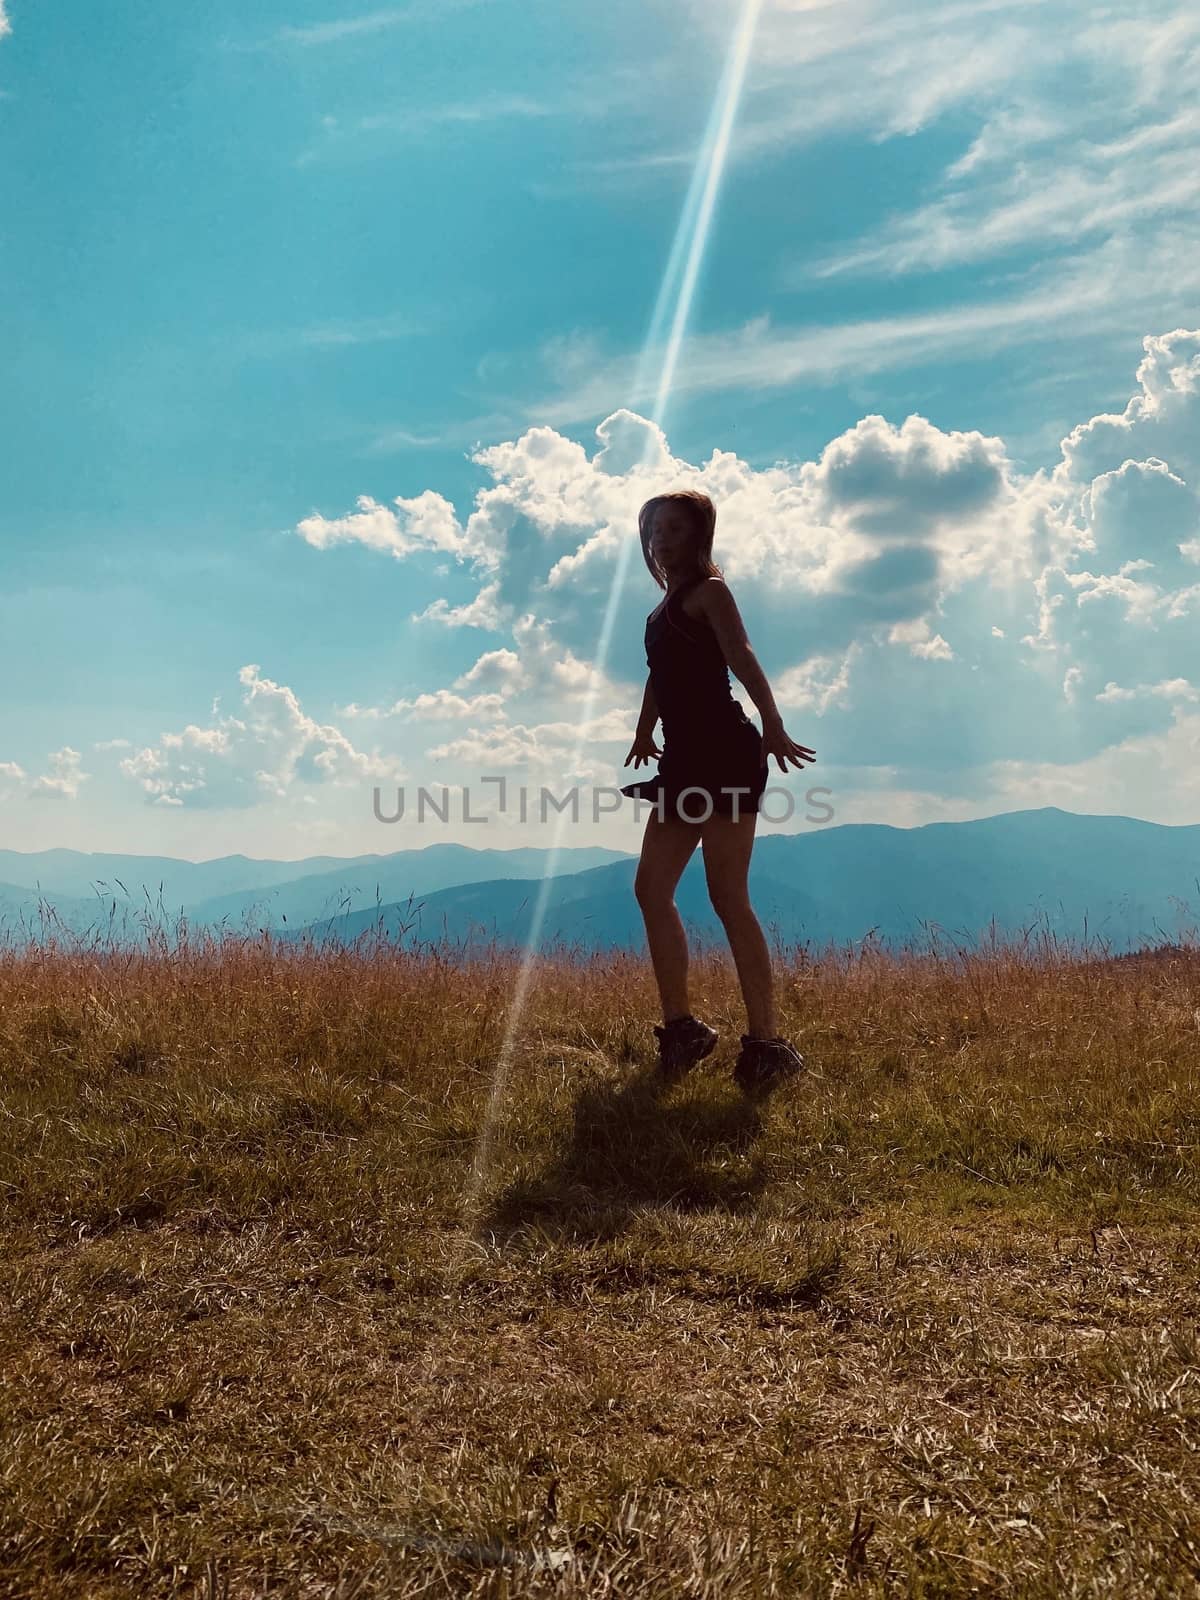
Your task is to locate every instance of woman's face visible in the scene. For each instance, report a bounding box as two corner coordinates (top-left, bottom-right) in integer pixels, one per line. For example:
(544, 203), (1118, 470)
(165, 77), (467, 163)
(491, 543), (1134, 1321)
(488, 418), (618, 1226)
(648, 504), (695, 575)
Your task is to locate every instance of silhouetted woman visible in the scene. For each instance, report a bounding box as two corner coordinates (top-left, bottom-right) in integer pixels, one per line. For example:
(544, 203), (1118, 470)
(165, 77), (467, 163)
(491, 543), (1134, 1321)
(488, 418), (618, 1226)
(620, 489), (816, 1094)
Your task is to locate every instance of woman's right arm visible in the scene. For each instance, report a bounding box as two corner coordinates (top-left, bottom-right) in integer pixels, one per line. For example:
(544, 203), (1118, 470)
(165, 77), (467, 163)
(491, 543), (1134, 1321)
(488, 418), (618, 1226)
(625, 675), (662, 768)
(636, 673), (659, 738)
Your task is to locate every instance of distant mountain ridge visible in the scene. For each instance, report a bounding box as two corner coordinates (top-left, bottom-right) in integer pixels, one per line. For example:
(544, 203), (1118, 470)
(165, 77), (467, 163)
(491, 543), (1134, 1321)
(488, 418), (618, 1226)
(2, 810), (1197, 957)
(0, 842), (633, 941)
(286, 807), (1200, 959)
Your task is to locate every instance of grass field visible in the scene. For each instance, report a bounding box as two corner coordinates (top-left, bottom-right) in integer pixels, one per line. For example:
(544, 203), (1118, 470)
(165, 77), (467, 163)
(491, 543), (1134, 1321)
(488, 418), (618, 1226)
(1, 927), (1199, 1597)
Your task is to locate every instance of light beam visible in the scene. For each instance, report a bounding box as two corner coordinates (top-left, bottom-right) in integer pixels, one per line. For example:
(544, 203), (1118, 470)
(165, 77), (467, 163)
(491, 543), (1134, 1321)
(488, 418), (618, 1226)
(452, 0), (765, 1260)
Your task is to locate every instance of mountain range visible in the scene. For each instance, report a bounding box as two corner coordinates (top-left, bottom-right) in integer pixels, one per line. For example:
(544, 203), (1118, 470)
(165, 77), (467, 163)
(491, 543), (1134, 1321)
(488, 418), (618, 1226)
(0, 842), (629, 941)
(2, 808), (1197, 958)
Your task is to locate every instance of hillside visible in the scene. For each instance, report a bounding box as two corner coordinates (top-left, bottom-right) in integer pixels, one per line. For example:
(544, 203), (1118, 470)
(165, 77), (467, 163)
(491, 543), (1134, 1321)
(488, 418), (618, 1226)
(0, 842), (633, 943)
(1, 933), (1197, 1594)
(291, 807), (1200, 957)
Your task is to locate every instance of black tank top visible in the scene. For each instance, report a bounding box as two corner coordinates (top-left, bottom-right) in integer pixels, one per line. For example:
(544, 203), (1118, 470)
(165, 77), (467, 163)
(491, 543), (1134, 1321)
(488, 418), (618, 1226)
(645, 574), (751, 741)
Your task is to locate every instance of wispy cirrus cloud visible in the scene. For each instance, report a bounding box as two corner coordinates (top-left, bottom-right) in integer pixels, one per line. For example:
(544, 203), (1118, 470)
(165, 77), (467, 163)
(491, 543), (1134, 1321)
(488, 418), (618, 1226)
(278, 9), (427, 46)
(569, 0), (1062, 179)
(297, 78), (640, 166)
(363, 415), (520, 453)
(235, 295), (494, 363)
(297, 312), (428, 348)
(264, 0), (481, 48)
(571, 0), (1200, 311)
(667, 0), (1192, 156)
(502, 1), (1200, 433)
(810, 102), (1200, 282)
(518, 227), (1200, 426)
(755, 1), (1200, 297)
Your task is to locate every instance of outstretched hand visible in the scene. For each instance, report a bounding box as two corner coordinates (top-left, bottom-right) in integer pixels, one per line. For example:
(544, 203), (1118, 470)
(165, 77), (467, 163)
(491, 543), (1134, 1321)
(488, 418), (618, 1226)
(762, 720), (816, 773)
(624, 730), (662, 769)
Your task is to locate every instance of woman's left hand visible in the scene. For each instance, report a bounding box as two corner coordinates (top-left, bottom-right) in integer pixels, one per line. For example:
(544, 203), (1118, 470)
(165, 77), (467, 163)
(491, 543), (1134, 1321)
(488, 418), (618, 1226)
(762, 719), (816, 772)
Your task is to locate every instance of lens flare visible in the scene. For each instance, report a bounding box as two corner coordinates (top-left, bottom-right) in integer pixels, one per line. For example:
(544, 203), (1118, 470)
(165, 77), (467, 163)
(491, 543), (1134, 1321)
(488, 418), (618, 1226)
(452, 0), (765, 1259)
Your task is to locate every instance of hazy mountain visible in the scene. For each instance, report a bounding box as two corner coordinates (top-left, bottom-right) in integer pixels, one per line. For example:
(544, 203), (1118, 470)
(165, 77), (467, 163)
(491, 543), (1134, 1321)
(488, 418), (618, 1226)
(0, 847), (367, 904)
(287, 865), (825, 959)
(4, 810), (1198, 956)
(288, 808), (1200, 958)
(185, 843), (633, 931)
(0, 843), (633, 943)
(0, 879), (161, 942)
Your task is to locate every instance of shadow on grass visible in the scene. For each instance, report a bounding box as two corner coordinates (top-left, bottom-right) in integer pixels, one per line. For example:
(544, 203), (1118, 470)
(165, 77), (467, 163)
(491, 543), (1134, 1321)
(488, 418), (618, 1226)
(479, 1063), (770, 1246)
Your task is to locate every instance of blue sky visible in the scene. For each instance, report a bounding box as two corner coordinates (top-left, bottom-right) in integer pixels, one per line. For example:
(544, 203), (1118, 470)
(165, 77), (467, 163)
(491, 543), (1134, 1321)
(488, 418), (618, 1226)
(2, 0), (1199, 858)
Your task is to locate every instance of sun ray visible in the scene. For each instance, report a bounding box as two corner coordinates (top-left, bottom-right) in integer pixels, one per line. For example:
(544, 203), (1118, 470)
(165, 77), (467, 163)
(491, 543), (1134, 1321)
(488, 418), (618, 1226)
(451, 0), (765, 1260)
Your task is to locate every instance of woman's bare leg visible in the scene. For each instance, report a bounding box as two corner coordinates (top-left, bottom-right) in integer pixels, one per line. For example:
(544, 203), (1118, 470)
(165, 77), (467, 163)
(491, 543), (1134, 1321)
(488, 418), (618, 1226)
(699, 809), (778, 1038)
(633, 810), (703, 1023)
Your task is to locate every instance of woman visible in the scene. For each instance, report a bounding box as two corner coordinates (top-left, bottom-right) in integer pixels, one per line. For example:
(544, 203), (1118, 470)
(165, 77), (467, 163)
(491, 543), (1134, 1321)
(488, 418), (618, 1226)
(620, 489), (816, 1095)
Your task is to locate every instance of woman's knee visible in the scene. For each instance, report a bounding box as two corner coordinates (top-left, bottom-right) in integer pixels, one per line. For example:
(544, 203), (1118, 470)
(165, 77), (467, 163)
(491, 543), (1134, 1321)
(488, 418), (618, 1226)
(709, 889), (754, 925)
(634, 870), (674, 910)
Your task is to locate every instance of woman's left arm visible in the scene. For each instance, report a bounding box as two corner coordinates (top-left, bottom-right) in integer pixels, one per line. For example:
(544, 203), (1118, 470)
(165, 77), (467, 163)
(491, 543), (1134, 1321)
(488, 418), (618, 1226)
(696, 580), (817, 771)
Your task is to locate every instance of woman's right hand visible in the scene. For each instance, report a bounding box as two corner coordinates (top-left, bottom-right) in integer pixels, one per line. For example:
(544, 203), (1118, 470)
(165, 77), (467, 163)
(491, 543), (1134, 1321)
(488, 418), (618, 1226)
(624, 730), (662, 768)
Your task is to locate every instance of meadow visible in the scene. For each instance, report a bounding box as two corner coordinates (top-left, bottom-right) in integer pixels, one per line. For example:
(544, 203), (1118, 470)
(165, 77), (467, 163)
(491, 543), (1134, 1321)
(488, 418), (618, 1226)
(1, 923), (1198, 1597)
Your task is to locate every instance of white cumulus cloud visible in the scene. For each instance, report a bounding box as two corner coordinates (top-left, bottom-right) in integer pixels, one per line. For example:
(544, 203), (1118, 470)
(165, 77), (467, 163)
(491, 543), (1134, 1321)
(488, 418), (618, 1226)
(120, 666), (402, 808)
(30, 748), (89, 802)
(293, 327), (1200, 816)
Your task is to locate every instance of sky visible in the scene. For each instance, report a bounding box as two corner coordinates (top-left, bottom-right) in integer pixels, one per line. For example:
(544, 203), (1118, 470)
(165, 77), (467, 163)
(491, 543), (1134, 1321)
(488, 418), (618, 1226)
(1, 0), (1199, 860)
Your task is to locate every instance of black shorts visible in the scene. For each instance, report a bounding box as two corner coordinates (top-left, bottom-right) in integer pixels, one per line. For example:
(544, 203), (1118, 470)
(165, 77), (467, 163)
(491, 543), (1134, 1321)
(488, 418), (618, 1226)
(621, 717), (769, 820)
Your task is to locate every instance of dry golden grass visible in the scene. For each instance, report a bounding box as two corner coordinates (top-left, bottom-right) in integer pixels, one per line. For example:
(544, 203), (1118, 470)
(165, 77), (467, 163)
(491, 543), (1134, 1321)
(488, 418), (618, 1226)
(1, 927), (1199, 1597)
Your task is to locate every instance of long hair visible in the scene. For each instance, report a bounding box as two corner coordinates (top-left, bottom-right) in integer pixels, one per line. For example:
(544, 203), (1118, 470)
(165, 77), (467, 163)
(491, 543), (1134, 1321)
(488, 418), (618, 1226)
(638, 490), (725, 590)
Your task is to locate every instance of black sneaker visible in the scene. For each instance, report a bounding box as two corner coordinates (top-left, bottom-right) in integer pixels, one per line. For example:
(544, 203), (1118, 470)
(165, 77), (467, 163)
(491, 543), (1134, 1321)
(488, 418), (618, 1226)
(653, 1014), (719, 1080)
(734, 1034), (805, 1095)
